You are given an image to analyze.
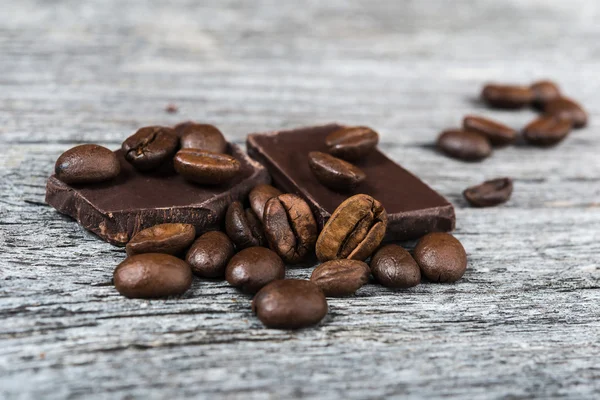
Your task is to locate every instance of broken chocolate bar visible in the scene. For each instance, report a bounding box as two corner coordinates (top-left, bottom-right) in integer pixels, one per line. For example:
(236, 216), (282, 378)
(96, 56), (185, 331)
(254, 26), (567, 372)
(46, 144), (269, 246)
(247, 124), (455, 241)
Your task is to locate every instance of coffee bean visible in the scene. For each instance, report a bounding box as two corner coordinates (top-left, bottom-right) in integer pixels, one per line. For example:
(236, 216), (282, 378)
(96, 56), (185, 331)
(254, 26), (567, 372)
(523, 116), (572, 146)
(126, 223), (196, 256)
(414, 233), (467, 283)
(324, 126), (379, 161)
(463, 115), (516, 146)
(165, 104), (178, 113)
(248, 184), (282, 222)
(530, 80), (561, 109)
(179, 123), (228, 153)
(436, 130), (492, 161)
(316, 194), (387, 262)
(370, 244), (420, 288)
(225, 247), (285, 294)
(174, 149), (241, 185)
(114, 253), (192, 298)
(186, 231), (234, 278)
(55, 144), (120, 184)
(122, 126), (179, 171)
(310, 259), (370, 297)
(544, 97), (588, 128)
(308, 151), (366, 191)
(481, 84), (534, 109)
(252, 279), (328, 329)
(225, 201), (266, 249)
(263, 194), (318, 264)
(463, 177), (513, 207)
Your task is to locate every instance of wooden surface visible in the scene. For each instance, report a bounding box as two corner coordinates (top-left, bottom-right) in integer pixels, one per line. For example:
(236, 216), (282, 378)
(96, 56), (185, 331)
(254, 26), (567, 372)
(1, 1), (600, 399)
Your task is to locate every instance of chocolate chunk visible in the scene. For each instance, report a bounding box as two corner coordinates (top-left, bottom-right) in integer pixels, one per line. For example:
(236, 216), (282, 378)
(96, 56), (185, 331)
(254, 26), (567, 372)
(46, 139), (269, 246)
(247, 124), (455, 241)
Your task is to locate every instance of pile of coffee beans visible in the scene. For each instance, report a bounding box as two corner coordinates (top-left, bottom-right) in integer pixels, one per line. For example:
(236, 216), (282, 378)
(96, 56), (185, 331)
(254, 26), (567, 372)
(308, 126), (378, 191)
(436, 80), (588, 208)
(54, 122), (470, 330)
(111, 190), (467, 329)
(437, 80), (588, 162)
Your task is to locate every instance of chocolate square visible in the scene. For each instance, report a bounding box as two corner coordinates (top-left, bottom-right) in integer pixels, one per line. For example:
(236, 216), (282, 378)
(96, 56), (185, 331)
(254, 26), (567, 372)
(247, 124), (455, 241)
(46, 144), (269, 246)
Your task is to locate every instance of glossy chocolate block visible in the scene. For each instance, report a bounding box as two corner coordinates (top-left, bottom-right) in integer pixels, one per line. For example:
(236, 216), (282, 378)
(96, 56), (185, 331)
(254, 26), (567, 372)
(46, 144), (269, 246)
(247, 124), (455, 241)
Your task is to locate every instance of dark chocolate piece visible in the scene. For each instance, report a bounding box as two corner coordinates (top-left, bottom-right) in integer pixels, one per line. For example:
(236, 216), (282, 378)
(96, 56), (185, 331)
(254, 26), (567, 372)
(46, 143), (269, 246)
(247, 124), (455, 241)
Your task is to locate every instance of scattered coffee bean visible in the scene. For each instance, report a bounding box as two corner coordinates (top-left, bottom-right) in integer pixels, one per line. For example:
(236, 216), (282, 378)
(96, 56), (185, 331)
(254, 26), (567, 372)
(530, 80), (561, 109)
(122, 126), (179, 171)
(252, 279), (328, 329)
(308, 151), (366, 191)
(463, 115), (517, 146)
(114, 253), (193, 298)
(436, 130), (492, 161)
(481, 84), (534, 109)
(310, 259), (370, 297)
(225, 247), (285, 294)
(186, 231), (234, 278)
(324, 126), (379, 161)
(225, 201), (266, 249)
(55, 144), (120, 184)
(174, 149), (241, 185)
(544, 97), (588, 128)
(463, 177), (513, 208)
(248, 184), (282, 222)
(523, 116), (572, 146)
(370, 244), (420, 288)
(263, 194), (318, 264)
(126, 223), (196, 256)
(316, 194), (387, 262)
(179, 123), (228, 154)
(414, 233), (467, 283)
(165, 104), (178, 113)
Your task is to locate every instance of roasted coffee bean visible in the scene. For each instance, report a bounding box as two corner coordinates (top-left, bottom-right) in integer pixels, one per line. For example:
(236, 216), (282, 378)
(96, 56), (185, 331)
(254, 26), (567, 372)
(126, 223), (196, 256)
(310, 259), (370, 297)
(481, 84), (534, 109)
(114, 253), (192, 298)
(179, 123), (228, 153)
(225, 201), (266, 249)
(463, 177), (513, 208)
(252, 279), (328, 329)
(186, 231), (234, 278)
(263, 194), (318, 264)
(370, 244), (420, 288)
(55, 144), (120, 184)
(463, 115), (517, 146)
(436, 130), (492, 161)
(174, 149), (241, 185)
(122, 126), (179, 171)
(248, 184), (282, 222)
(225, 247), (285, 294)
(414, 233), (467, 283)
(316, 194), (387, 262)
(308, 151), (366, 191)
(544, 97), (588, 128)
(324, 126), (379, 161)
(530, 80), (561, 109)
(523, 116), (572, 146)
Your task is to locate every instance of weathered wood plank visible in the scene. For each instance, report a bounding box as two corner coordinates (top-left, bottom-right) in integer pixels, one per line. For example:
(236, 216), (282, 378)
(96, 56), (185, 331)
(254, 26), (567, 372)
(1, 0), (600, 399)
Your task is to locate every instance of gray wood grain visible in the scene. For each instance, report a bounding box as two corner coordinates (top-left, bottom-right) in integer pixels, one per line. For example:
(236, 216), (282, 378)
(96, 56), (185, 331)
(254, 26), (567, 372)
(1, 0), (600, 399)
